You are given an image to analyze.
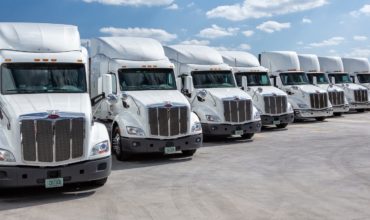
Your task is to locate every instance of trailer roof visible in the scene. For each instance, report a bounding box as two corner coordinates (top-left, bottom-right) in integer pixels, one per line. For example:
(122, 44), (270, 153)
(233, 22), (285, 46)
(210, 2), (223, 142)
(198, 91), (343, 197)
(342, 57), (370, 73)
(318, 56), (344, 73)
(164, 45), (223, 65)
(90, 37), (168, 61)
(260, 51), (300, 73)
(0, 22), (81, 53)
(220, 51), (261, 68)
(298, 54), (321, 72)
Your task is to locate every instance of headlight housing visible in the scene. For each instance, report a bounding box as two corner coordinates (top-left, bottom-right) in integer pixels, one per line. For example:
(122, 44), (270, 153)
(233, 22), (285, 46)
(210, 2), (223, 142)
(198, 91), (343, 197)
(126, 126), (145, 136)
(206, 115), (221, 122)
(298, 103), (309, 108)
(288, 103), (293, 112)
(90, 140), (110, 156)
(0, 149), (15, 162)
(191, 122), (202, 133)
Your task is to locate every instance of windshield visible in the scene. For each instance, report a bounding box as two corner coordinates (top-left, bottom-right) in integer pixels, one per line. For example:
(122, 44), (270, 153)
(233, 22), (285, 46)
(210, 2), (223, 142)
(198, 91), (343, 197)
(280, 72), (309, 85)
(328, 73), (352, 84)
(357, 74), (370, 83)
(1, 63), (86, 94)
(192, 71), (236, 88)
(307, 73), (329, 84)
(118, 68), (176, 91)
(235, 72), (271, 86)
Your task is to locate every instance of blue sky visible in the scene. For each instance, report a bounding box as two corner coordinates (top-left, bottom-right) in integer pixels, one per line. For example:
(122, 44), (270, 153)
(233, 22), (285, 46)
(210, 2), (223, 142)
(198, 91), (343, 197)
(0, 0), (369, 59)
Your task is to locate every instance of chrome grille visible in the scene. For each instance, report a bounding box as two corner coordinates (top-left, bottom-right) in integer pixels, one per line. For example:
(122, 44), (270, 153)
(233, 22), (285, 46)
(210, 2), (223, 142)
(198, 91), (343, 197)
(148, 106), (188, 136)
(354, 90), (368, 103)
(21, 117), (85, 163)
(264, 96), (288, 115)
(328, 91), (345, 106)
(223, 99), (252, 123)
(310, 93), (329, 109)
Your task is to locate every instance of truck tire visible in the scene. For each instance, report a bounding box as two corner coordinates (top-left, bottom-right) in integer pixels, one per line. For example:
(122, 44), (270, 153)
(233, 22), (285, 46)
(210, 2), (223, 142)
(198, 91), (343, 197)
(112, 127), (131, 161)
(356, 109), (365, 113)
(315, 117), (326, 121)
(333, 112), (342, 116)
(241, 133), (254, 139)
(182, 149), (197, 157)
(91, 177), (108, 187)
(276, 123), (288, 129)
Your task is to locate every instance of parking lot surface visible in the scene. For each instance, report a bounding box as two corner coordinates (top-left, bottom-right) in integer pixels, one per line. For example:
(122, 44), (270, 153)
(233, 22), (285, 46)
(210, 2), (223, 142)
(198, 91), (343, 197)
(1, 112), (370, 220)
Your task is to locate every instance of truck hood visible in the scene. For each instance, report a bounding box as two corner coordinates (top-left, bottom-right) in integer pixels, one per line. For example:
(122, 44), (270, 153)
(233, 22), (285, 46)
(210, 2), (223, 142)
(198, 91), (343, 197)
(315, 84), (345, 92)
(201, 88), (251, 100)
(285, 84), (327, 94)
(337, 83), (368, 91)
(126, 90), (190, 107)
(2, 93), (91, 118)
(249, 86), (287, 96)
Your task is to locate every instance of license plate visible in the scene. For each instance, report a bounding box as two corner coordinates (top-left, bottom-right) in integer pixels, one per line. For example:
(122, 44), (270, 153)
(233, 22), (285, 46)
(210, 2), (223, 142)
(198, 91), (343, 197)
(273, 120), (281, 125)
(235, 130), (244, 135)
(45, 178), (64, 188)
(164, 146), (176, 154)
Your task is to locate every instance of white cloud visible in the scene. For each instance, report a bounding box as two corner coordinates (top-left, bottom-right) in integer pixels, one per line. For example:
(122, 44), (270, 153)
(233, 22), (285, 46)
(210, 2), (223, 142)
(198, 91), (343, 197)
(165, 3), (178, 10)
(82, 0), (173, 7)
(206, 0), (328, 21)
(239, 43), (251, 50)
(242, 30), (254, 37)
(346, 48), (370, 58)
(187, 2), (194, 7)
(99, 27), (177, 42)
(197, 25), (239, 39)
(302, 18), (312, 24)
(353, 35), (368, 41)
(213, 46), (231, 51)
(297, 41), (304, 45)
(180, 39), (210, 46)
(309, 37), (345, 47)
(256, 21), (291, 33)
(350, 4), (370, 17)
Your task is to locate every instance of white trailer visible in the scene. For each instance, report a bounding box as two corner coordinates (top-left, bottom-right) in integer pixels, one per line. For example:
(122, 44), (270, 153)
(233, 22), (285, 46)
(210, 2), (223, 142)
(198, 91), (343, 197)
(299, 54), (349, 116)
(90, 37), (202, 160)
(319, 56), (370, 112)
(164, 45), (261, 139)
(220, 51), (294, 128)
(0, 23), (111, 188)
(260, 51), (333, 121)
(342, 57), (370, 89)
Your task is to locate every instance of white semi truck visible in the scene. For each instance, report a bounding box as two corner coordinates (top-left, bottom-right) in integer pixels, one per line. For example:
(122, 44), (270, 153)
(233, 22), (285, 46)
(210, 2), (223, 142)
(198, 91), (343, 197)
(164, 45), (261, 139)
(89, 37), (202, 160)
(319, 56), (370, 112)
(299, 54), (349, 116)
(342, 57), (370, 89)
(260, 51), (333, 121)
(0, 23), (111, 188)
(220, 51), (294, 128)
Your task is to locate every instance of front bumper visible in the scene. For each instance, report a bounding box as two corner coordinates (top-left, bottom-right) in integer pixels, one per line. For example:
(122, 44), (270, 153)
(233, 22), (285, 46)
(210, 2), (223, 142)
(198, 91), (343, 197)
(120, 134), (203, 153)
(294, 108), (333, 119)
(349, 102), (370, 110)
(202, 121), (262, 136)
(333, 104), (350, 113)
(0, 156), (111, 188)
(260, 113), (294, 126)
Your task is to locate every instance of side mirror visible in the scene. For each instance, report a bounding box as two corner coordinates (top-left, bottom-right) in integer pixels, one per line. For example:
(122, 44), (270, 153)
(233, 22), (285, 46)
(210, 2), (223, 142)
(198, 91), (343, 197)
(312, 76), (317, 85)
(241, 76), (248, 90)
(106, 94), (119, 105)
(331, 76), (336, 84)
(121, 92), (130, 108)
(102, 74), (113, 96)
(196, 89), (207, 102)
(183, 75), (194, 96)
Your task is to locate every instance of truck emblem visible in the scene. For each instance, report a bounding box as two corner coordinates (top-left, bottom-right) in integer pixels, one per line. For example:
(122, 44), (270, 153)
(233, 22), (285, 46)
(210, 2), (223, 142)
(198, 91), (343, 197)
(315, 90), (320, 94)
(272, 93), (277, 96)
(234, 96), (240, 101)
(164, 101), (172, 108)
(47, 110), (60, 119)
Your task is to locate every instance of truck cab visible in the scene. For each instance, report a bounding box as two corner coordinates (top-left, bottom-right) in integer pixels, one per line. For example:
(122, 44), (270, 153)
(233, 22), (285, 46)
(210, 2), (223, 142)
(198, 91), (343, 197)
(89, 37), (202, 160)
(220, 51), (294, 128)
(299, 54), (349, 116)
(0, 23), (111, 188)
(164, 45), (261, 139)
(260, 51), (333, 121)
(342, 57), (370, 92)
(319, 56), (370, 112)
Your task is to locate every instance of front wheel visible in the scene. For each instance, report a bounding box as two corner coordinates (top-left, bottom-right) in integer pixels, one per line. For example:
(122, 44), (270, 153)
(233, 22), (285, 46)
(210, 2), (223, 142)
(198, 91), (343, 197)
(112, 127), (131, 161)
(241, 133), (254, 139)
(182, 149), (197, 157)
(333, 112), (342, 116)
(315, 117), (326, 121)
(276, 123), (288, 129)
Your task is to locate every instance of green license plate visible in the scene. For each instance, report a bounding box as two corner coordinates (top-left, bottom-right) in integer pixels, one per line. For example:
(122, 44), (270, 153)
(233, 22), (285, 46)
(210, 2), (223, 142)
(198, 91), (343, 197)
(235, 130), (244, 135)
(273, 120), (281, 125)
(45, 178), (64, 188)
(164, 146), (176, 154)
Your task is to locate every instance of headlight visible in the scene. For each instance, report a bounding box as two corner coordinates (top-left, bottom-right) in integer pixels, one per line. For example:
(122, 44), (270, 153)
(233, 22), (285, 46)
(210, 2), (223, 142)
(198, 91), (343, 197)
(191, 122), (202, 132)
(298, 103), (309, 108)
(0, 149), (15, 162)
(126, 126), (145, 136)
(206, 115), (221, 122)
(254, 111), (261, 120)
(90, 140), (110, 156)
